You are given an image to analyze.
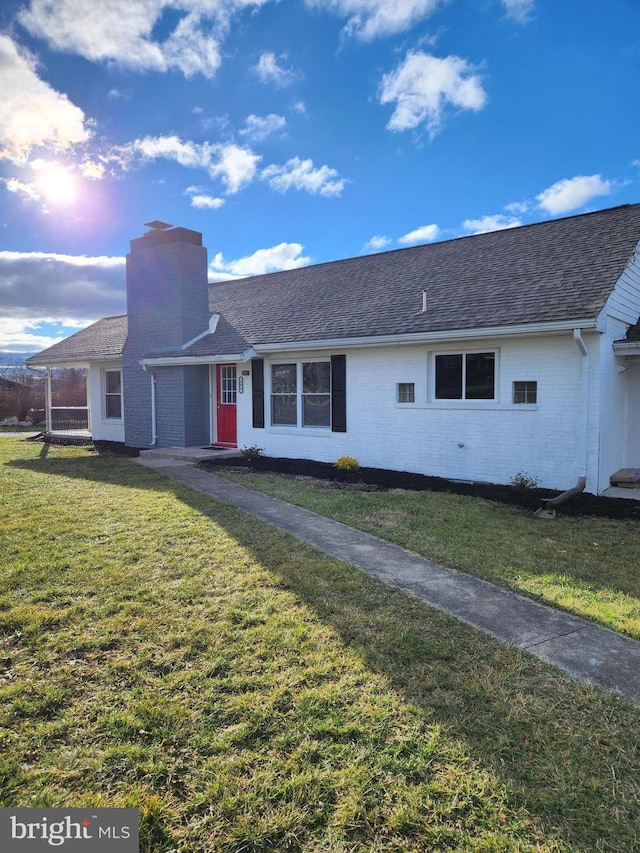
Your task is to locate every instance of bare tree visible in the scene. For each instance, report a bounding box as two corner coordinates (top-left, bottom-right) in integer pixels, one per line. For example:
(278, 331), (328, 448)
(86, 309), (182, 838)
(0, 358), (45, 423)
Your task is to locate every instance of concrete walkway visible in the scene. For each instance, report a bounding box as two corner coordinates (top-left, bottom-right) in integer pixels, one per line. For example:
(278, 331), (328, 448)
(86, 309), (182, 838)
(134, 455), (640, 706)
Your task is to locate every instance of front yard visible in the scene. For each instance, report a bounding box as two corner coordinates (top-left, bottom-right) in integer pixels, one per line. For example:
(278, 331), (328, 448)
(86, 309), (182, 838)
(214, 467), (640, 640)
(1, 438), (640, 852)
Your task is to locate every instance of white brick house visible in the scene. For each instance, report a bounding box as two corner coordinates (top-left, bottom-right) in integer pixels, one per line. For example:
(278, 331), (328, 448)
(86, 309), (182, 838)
(27, 205), (640, 494)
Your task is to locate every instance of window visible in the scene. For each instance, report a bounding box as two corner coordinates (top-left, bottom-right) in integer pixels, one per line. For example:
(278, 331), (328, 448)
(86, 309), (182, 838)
(302, 362), (331, 427)
(220, 364), (237, 404)
(397, 382), (415, 403)
(271, 361), (331, 427)
(104, 369), (122, 419)
(513, 381), (537, 404)
(435, 352), (495, 400)
(271, 363), (297, 425)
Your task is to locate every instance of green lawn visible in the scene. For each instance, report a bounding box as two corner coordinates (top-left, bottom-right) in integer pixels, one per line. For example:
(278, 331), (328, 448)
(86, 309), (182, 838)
(215, 468), (640, 639)
(1, 439), (640, 852)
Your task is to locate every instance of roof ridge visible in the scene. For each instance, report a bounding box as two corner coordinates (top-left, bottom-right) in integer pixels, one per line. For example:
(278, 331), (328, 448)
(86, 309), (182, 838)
(207, 203), (640, 288)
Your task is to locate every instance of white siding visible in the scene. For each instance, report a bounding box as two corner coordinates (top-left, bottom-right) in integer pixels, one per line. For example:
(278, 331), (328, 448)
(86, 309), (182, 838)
(237, 333), (592, 491)
(596, 244), (640, 488)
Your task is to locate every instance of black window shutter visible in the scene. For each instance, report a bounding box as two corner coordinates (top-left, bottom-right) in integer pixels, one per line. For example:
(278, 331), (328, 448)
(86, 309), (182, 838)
(331, 354), (346, 433)
(252, 358), (265, 428)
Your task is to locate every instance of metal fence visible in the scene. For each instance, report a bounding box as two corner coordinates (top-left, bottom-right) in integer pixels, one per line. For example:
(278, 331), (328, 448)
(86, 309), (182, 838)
(50, 406), (90, 434)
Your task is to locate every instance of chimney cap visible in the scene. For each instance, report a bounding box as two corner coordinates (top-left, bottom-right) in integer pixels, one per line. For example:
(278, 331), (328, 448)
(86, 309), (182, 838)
(144, 220), (172, 231)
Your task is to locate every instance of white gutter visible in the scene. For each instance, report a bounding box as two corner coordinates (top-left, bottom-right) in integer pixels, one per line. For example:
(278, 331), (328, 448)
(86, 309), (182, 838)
(612, 340), (640, 356)
(138, 321), (599, 364)
(142, 364), (157, 447)
(253, 318), (599, 354)
(573, 328), (590, 483)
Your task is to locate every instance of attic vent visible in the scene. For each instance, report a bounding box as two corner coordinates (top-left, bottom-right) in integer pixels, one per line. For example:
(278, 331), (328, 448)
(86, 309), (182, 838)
(421, 290), (427, 313)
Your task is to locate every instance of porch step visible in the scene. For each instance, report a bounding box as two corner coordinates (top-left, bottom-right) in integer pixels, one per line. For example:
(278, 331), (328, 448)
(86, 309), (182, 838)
(610, 468), (640, 489)
(138, 446), (240, 464)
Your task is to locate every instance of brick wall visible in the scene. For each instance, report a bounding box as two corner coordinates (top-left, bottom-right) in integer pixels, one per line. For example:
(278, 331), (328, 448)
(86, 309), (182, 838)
(122, 228), (210, 448)
(236, 334), (589, 491)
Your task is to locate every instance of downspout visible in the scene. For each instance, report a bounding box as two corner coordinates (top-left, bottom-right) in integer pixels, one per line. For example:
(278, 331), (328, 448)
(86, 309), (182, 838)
(142, 364), (157, 447)
(535, 329), (590, 518)
(573, 327), (590, 484)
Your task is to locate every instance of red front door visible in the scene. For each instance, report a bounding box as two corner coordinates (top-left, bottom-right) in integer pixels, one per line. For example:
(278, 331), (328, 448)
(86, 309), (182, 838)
(215, 364), (237, 446)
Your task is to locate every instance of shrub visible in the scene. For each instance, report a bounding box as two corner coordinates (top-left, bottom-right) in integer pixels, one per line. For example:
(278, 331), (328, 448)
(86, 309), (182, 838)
(511, 471), (538, 493)
(240, 445), (264, 460)
(334, 455), (360, 471)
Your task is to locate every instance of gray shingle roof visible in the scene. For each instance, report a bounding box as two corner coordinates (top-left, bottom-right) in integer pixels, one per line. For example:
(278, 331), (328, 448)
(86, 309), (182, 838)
(27, 315), (127, 366)
(27, 204), (640, 365)
(201, 204), (640, 352)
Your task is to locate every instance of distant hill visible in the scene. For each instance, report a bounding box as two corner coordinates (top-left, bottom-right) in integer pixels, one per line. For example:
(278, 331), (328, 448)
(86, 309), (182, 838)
(0, 353), (38, 372)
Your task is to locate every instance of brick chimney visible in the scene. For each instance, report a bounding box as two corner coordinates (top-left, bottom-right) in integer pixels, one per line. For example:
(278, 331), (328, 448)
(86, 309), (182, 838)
(122, 222), (210, 448)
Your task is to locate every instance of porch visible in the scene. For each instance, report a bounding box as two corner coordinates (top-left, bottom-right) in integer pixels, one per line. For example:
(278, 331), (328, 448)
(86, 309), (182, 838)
(137, 446), (241, 465)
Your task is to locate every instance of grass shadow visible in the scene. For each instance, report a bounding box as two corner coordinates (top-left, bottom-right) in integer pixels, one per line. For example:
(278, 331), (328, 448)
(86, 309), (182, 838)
(5, 444), (640, 851)
(194, 492), (640, 852)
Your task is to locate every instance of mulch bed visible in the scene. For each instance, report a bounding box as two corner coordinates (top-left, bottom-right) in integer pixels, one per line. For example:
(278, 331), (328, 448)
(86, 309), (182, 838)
(198, 456), (640, 521)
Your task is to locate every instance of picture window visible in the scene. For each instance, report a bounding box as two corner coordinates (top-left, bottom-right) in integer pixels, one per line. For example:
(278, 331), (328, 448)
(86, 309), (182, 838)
(435, 352), (495, 400)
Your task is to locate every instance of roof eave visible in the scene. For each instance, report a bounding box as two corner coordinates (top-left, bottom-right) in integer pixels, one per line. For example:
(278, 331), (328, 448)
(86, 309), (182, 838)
(25, 353), (123, 368)
(141, 347), (256, 367)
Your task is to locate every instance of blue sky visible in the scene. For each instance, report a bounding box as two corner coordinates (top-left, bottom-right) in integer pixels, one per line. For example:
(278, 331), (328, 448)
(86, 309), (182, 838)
(1, 0), (640, 356)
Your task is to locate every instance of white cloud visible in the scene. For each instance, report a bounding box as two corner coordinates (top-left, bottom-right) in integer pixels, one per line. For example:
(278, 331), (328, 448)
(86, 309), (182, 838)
(189, 193), (225, 209)
(504, 199), (530, 215)
(306, 0), (444, 40)
(502, 0), (535, 24)
(127, 135), (207, 169)
(398, 223), (440, 244)
(462, 214), (522, 234)
(209, 242), (311, 281)
(240, 114), (287, 141)
(121, 136), (260, 194)
(0, 318), (84, 354)
(536, 175), (613, 215)
(209, 144), (261, 193)
(17, 0), (274, 79)
(362, 235), (391, 252)
(379, 51), (487, 136)
(0, 252), (126, 335)
(160, 9), (222, 78)
(253, 52), (296, 86)
(261, 157), (346, 196)
(3, 177), (41, 203)
(0, 34), (91, 164)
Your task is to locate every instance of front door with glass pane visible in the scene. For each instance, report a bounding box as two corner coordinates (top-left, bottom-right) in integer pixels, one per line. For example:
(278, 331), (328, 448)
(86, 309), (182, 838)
(215, 364), (237, 446)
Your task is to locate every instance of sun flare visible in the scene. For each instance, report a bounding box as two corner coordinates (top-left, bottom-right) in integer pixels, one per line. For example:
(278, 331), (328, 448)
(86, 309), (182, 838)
(36, 165), (79, 205)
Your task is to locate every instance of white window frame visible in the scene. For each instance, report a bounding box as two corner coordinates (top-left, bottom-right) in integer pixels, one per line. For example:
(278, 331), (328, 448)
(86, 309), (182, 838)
(103, 368), (123, 420)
